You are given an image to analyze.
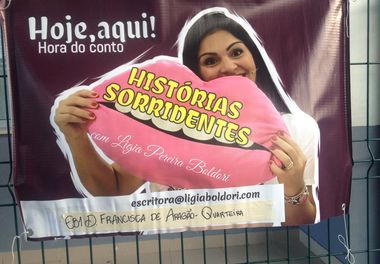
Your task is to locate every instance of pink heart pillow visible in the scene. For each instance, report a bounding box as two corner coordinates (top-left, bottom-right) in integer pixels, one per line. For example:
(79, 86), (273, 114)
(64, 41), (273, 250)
(86, 57), (288, 189)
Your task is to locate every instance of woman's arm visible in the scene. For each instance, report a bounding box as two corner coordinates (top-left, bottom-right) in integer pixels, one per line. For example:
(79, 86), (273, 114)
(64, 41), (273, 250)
(54, 90), (144, 196)
(269, 131), (317, 226)
(284, 186), (316, 225)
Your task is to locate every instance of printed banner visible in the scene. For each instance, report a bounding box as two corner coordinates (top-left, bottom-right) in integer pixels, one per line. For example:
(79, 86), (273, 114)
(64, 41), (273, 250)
(21, 185), (284, 238)
(1, 0), (351, 240)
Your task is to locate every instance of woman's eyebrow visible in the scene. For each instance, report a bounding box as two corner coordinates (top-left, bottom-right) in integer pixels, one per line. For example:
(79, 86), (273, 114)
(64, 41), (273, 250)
(226, 41), (243, 51)
(198, 52), (216, 60)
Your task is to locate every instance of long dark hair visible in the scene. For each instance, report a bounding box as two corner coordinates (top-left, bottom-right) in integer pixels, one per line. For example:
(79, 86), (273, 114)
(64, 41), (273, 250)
(180, 11), (290, 113)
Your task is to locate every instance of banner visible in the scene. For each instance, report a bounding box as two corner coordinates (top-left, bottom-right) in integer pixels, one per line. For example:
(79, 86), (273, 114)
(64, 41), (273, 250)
(1, 0), (351, 240)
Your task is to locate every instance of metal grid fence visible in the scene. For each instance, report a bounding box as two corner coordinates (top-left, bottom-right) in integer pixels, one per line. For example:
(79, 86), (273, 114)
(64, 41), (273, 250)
(0, 0), (379, 263)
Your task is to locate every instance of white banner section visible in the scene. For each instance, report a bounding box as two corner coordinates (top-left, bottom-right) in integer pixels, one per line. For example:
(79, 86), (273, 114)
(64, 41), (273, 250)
(21, 184), (285, 239)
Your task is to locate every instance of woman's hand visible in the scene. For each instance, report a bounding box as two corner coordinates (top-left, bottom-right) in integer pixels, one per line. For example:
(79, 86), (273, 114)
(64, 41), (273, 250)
(54, 90), (99, 139)
(269, 132), (307, 196)
(269, 131), (316, 225)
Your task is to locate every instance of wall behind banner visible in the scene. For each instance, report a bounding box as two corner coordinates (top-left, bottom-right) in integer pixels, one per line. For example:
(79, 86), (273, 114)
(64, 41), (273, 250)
(0, 1), (379, 264)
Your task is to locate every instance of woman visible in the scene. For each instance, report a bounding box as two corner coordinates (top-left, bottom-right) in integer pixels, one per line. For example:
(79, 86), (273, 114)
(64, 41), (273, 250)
(53, 8), (319, 226)
(177, 8), (320, 225)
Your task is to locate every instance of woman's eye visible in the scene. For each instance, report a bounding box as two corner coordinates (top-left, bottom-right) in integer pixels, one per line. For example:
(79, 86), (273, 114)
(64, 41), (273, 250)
(231, 48), (243, 57)
(203, 57), (217, 66)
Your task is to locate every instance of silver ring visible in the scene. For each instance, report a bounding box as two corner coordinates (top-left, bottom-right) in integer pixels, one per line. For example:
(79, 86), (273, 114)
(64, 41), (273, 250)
(284, 161), (294, 171)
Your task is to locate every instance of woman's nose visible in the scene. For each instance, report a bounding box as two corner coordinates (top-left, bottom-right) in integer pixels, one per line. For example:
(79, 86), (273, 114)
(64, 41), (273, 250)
(219, 58), (237, 75)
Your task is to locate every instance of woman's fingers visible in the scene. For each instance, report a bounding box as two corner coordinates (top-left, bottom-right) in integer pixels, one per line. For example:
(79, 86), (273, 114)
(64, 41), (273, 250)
(269, 159), (285, 176)
(274, 132), (303, 157)
(56, 106), (95, 122)
(54, 113), (90, 125)
(62, 90), (99, 109)
(271, 133), (295, 160)
(71, 89), (98, 99)
(57, 104), (96, 120)
(269, 131), (307, 196)
(270, 147), (292, 169)
(271, 133), (306, 164)
(55, 91), (99, 123)
(53, 90), (100, 139)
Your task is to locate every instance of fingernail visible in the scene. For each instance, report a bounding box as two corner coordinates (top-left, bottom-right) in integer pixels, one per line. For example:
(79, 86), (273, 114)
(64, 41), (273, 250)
(91, 102), (98, 108)
(277, 131), (284, 136)
(89, 113), (95, 119)
(271, 136), (277, 141)
(91, 92), (99, 98)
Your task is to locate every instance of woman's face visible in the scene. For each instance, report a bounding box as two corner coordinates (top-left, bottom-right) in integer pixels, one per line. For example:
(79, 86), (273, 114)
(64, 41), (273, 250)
(198, 30), (257, 82)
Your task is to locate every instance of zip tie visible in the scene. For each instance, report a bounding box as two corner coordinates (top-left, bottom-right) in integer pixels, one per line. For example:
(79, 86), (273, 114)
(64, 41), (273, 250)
(337, 203), (355, 264)
(11, 229), (31, 264)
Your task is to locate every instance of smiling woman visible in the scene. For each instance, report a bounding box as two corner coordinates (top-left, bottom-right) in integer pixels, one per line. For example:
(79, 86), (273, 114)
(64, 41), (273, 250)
(178, 7), (321, 226)
(197, 30), (258, 82)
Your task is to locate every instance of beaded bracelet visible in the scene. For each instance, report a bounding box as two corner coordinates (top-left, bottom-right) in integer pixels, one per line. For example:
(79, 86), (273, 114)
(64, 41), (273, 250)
(284, 185), (309, 205)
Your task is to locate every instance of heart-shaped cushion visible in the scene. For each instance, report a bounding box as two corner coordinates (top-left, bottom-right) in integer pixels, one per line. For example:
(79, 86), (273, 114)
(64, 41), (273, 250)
(86, 56), (288, 189)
